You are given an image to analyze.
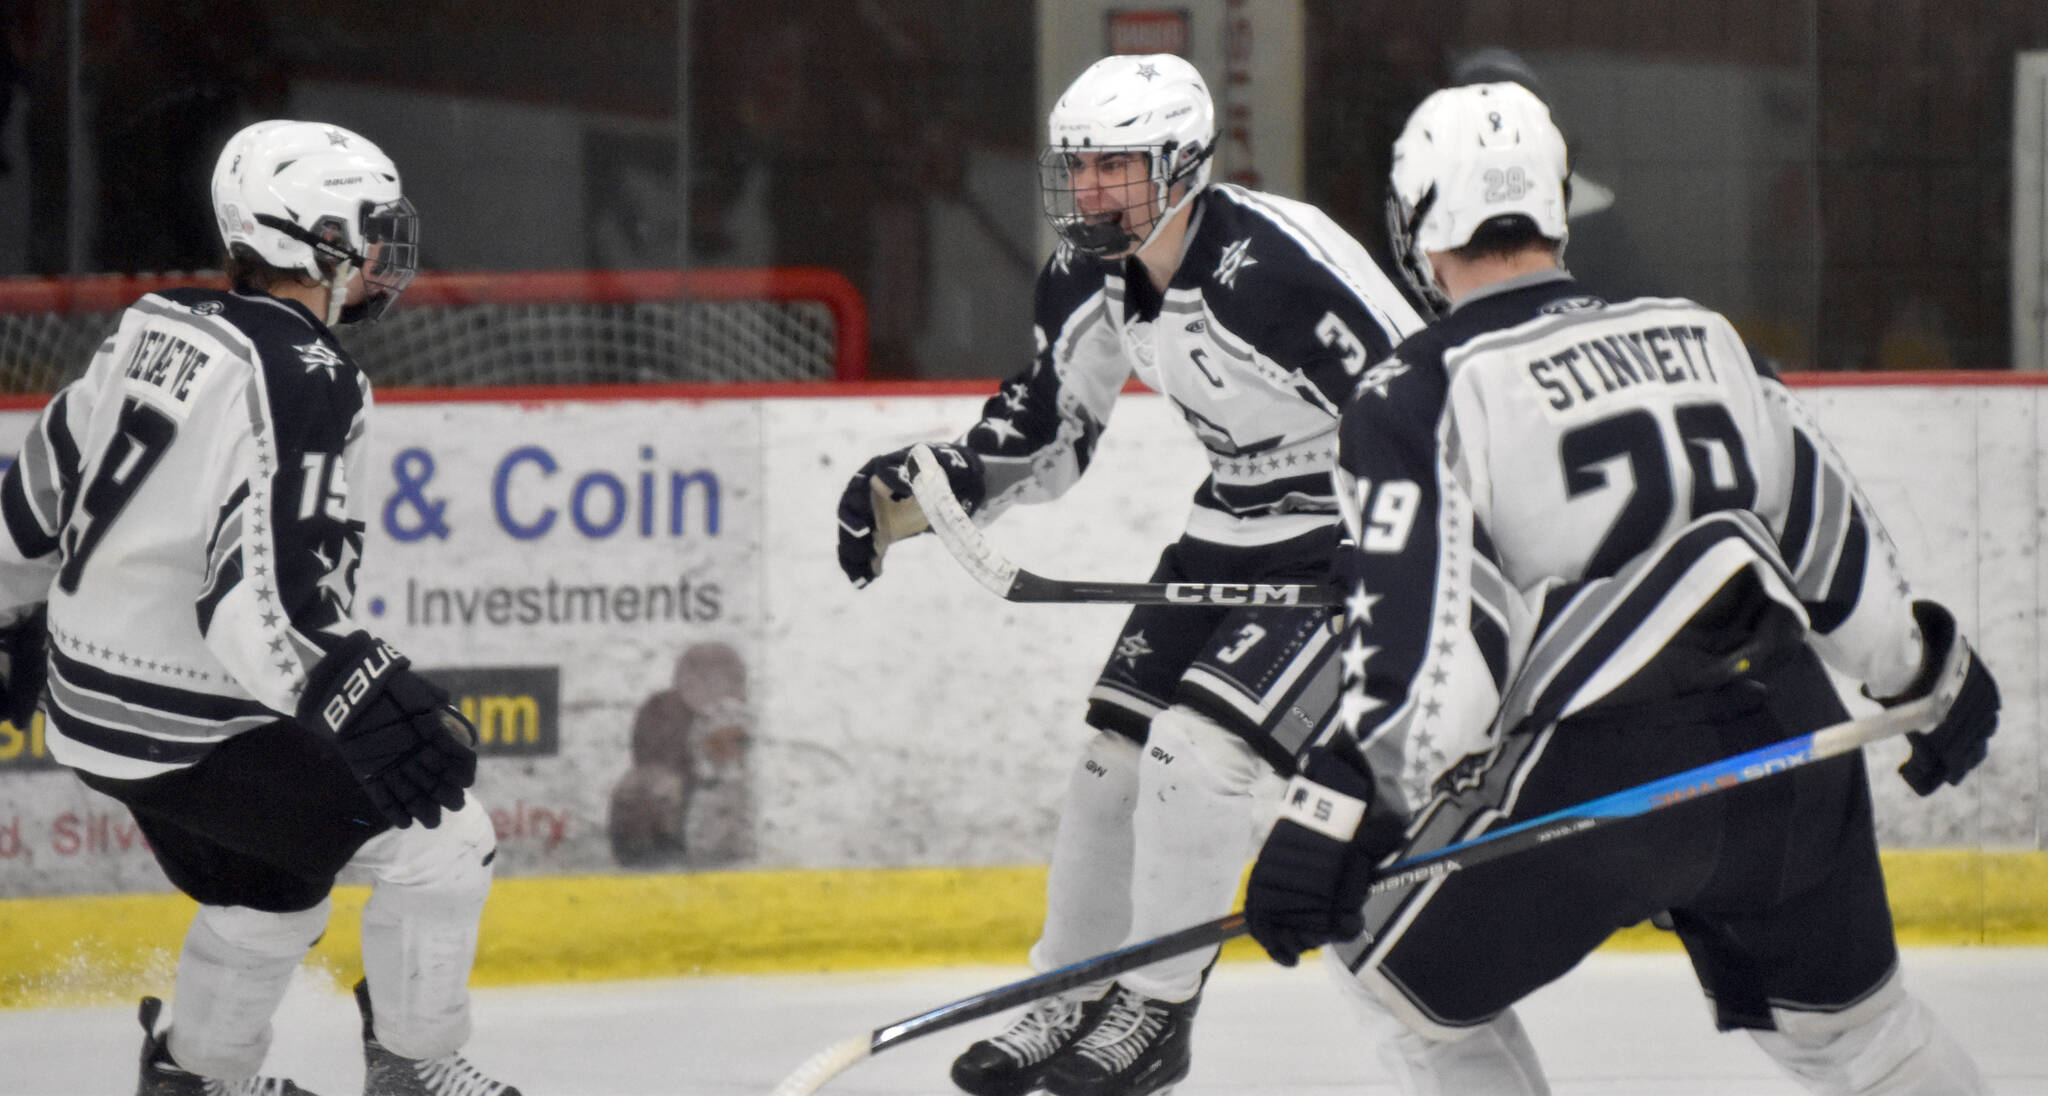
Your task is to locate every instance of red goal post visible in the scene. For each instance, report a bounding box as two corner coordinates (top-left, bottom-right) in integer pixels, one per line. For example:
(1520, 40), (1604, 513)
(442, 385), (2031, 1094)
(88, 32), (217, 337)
(0, 267), (868, 394)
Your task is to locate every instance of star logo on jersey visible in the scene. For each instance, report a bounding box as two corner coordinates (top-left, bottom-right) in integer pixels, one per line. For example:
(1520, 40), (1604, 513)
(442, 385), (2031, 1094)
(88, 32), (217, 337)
(1052, 240), (1077, 275)
(1113, 629), (1154, 669)
(1345, 582), (1383, 626)
(1355, 358), (1410, 399)
(1213, 238), (1257, 288)
(297, 341), (346, 380)
(1338, 633), (1379, 685)
(1001, 381), (1030, 414)
(977, 416), (1026, 449)
(1433, 748), (1491, 796)
(1335, 688), (1382, 737)
(311, 536), (361, 619)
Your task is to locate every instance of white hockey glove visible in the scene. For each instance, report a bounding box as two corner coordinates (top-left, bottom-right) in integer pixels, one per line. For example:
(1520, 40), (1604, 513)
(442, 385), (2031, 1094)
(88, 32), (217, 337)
(1876, 600), (1999, 797)
(0, 604), (46, 729)
(299, 631), (479, 829)
(834, 442), (985, 586)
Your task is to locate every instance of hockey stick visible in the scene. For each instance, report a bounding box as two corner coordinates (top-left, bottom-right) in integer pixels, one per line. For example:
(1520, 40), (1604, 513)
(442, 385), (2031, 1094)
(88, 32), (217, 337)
(766, 683), (1949, 1095)
(764, 912), (1246, 1096)
(903, 443), (1342, 608)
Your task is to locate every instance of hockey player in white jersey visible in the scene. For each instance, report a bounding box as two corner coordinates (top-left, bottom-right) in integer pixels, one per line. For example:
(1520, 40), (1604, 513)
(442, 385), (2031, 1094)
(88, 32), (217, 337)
(1241, 82), (1997, 1094)
(0, 121), (520, 1096)
(834, 54), (1423, 1096)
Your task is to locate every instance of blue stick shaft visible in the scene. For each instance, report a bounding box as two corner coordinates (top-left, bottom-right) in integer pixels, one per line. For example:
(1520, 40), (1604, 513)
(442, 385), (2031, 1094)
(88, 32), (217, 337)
(1367, 691), (1933, 894)
(857, 692), (1937, 1057)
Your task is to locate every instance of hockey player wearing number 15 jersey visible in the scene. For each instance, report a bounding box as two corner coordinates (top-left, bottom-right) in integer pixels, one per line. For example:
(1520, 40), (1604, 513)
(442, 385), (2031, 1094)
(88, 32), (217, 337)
(0, 121), (518, 1096)
(1242, 83), (1998, 1095)
(835, 54), (1422, 1096)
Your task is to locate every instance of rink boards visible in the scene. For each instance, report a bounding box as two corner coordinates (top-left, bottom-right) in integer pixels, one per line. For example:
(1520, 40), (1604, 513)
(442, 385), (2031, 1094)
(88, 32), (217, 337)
(0, 376), (2043, 1006)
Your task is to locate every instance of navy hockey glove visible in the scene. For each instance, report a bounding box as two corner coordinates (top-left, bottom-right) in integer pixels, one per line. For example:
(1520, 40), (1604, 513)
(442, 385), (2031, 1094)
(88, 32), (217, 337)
(300, 631), (478, 829)
(834, 442), (985, 587)
(1244, 746), (1408, 967)
(0, 604), (47, 729)
(1880, 600), (2000, 797)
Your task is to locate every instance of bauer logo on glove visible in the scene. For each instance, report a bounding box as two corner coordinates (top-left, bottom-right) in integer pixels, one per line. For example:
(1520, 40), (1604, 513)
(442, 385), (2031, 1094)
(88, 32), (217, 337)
(300, 631), (479, 829)
(320, 639), (406, 733)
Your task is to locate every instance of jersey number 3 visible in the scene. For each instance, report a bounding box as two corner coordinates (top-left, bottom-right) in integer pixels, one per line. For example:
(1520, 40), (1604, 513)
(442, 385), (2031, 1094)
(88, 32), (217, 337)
(58, 398), (177, 594)
(1561, 403), (1756, 577)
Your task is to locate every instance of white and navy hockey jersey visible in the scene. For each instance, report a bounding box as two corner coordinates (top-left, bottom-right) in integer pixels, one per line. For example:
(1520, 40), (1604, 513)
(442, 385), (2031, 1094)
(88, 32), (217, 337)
(1327, 270), (1924, 802)
(965, 184), (1424, 549)
(0, 289), (371, 779)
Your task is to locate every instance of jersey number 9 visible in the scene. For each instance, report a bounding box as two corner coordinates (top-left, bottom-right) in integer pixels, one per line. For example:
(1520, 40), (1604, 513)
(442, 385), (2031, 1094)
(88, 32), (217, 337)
(58, 399), (178, 594)
(1337, 470), (1422, 555)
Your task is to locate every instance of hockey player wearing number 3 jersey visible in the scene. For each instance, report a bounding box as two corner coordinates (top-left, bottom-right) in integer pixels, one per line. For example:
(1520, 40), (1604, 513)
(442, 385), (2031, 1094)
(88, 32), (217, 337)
(1242, 82), (1996, 1094)
(0, 121), (519, 1096)
(834, 54), (1423, 1096)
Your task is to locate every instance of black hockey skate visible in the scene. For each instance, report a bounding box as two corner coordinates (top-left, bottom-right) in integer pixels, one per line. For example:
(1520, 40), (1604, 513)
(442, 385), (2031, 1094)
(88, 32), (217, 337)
(951, 986), (1114, 1096)
(356, 980), (522, 1096)
(135, 996), (322, 1096)
(1040, 984), (1195, 1096)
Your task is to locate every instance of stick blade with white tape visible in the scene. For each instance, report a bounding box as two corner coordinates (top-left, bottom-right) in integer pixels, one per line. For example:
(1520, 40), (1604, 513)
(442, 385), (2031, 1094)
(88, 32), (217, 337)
(904, 443), (1019, 599)
(766, 1036), (870, 1096)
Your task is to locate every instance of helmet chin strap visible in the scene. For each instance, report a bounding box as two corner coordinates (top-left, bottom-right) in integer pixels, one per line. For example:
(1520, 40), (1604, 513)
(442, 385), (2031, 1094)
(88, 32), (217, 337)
(324, 261), (355, 327)
(1130, 179), (1202, 258)
(254, 213), (363, 326)
(1125, 154), (1211, 259)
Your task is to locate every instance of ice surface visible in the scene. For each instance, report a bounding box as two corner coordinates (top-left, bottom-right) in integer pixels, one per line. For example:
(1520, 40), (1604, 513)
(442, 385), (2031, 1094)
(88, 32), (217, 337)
(6, 949), (2043, 1095)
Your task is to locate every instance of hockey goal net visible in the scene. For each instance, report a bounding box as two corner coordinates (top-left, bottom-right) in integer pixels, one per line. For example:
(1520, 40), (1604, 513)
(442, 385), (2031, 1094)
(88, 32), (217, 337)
(0, 267), (867, 394)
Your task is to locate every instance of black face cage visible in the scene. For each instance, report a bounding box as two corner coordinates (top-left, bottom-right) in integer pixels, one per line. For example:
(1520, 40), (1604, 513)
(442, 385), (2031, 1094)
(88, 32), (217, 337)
(346, 197), (420, 324)
(1385, 185), (1448, 317)
(1038, 141), (1209, 258)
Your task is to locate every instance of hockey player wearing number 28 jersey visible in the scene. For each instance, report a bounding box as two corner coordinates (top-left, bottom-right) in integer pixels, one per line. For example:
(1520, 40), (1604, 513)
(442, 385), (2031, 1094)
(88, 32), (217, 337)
(835, 54), (1422, 1096)
(1241, 82), (1998, 1095)
(0, 121), (518, 1096)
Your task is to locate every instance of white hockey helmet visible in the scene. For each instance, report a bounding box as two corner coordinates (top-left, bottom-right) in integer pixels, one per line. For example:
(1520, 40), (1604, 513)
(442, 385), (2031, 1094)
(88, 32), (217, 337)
(1040, 53), (1216, 258)
(1387, 81), (1568, 313)
(211, 119), (419, 325)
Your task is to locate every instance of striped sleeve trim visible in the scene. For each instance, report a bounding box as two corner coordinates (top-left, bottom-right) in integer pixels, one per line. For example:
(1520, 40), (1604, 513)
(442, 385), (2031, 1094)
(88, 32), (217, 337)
(1776, 423), (1870, 634)
(45, 705), (219, 768)
(1468, 552), (1515, 690)
(195, 483), (252, 635)
(1807, 512), (1868, 634)
(1, 467), (58, 559)
(51, 647), (276, 727)
(1779, 430), (1818, 567)
(2, 389), (76, 558)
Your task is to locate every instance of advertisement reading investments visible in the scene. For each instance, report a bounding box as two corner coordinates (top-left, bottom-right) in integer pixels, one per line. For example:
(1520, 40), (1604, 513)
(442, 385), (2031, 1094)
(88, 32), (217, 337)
(0, 399), (762, 896)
